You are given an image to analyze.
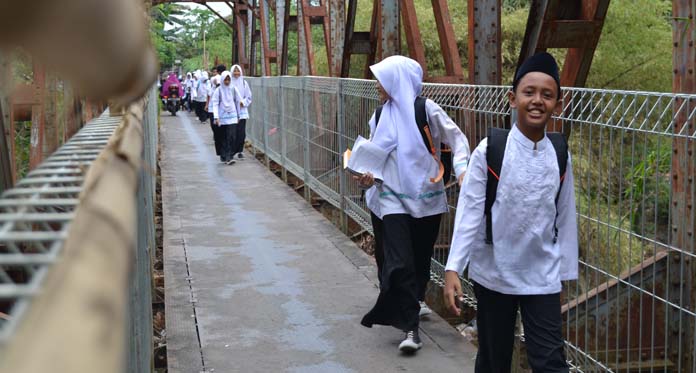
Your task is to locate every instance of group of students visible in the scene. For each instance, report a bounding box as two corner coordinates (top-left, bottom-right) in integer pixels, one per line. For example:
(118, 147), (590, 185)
(182, 65), (253, 164)
(357, 52), (577, 373)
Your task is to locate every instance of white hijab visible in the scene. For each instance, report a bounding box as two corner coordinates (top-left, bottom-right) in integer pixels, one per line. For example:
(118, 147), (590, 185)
(218, 71), (237, 113)
(230, 65), (247, 95)
(369, 55), (433, 199)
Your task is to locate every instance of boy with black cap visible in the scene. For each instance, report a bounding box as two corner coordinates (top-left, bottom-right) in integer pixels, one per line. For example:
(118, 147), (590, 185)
(443, 52), (578, 372)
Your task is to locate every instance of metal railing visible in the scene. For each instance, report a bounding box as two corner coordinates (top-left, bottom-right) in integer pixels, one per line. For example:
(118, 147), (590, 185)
(246, 76), (696, 373)
(0, 88), (159, 372)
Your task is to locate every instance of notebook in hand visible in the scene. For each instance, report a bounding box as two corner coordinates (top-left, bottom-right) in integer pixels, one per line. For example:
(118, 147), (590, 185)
(343, 136), (388, 184)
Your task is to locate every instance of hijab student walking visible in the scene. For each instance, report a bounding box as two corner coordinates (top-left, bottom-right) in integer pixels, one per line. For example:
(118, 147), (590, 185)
(211, 71), (241, 165)
(443, 52), (578, 373)
(356, 55), (470, 354)
(183, 72), (192, 111)
(207, 68), (223, 160)
(194, 71), (210, 123)
(230, 65), (252, 160)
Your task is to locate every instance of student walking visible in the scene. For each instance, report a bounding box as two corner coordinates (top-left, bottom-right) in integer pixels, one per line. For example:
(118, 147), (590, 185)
(211, 71), (241, 165)
(184, 72), (193, 111)
(229, 64), (252, 160)
(443, 52), (578, 373)
(194, 71), (210, 123)
(356, 55), (470, 354)
(207, 67), (224, 160)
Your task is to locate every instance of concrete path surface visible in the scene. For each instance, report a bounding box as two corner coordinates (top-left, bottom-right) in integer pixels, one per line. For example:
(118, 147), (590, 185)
(161, 111), (477, 373)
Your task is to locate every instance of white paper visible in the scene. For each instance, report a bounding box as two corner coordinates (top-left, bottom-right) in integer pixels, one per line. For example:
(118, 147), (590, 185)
(344, 135), (389, 182)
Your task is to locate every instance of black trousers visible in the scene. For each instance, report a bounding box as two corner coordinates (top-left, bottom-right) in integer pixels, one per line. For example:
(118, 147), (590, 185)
(370, 212), (440, 301)
(210, 114), (223, 156)
(220, 124), (237, 161)
(194, 101), (207, 122)
(232, 119), (247, 154)
(474, 282), (569, 373)
(361, 213), (441, 332)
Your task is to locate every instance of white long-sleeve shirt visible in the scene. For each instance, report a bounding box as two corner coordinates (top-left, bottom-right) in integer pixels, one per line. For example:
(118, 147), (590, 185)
(445, 124), (578, 295)
(211, 86), (240, 125)
(366, 99), (470, 219)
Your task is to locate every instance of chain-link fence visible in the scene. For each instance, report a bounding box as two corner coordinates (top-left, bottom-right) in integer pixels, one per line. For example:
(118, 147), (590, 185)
(247, 76), (696, 373)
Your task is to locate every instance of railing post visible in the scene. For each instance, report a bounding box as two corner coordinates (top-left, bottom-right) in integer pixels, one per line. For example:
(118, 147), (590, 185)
(262, 78), (270, 168)
(337, 79), (348, 234)
(302, 78), (311, 202)
(280, 78), (287, 182)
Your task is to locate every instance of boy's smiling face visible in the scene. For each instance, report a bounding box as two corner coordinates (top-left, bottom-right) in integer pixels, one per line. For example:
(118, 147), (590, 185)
(508, 72), (561, 136)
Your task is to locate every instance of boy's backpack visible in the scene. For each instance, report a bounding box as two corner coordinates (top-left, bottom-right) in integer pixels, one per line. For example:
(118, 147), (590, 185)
(484, 127), (568, 244)
(375, 96), (453, 183)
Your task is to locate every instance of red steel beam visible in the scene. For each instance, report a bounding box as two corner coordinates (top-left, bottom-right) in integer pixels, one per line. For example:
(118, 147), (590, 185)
(670, 0), (695, 370)
(400, 0), (428, 78)
(431, 0), (463, 81)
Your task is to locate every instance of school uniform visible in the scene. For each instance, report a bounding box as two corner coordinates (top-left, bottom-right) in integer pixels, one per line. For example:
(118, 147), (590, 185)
(445, 124), (578, 372)
(194, 71), (210, 122)
(211, 71), (241, 162)
(184, 73), (193, 111)
(359, 56), (470, 346)
(230, 65), (252, 158)
(208, 75), (222, 157)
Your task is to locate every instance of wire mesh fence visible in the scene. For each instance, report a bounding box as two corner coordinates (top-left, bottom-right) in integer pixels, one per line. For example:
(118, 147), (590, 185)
(247, 76), (696, 373)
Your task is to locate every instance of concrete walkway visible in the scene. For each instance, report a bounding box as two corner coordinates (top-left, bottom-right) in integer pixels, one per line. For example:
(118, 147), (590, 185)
(161, 111), (476, 373)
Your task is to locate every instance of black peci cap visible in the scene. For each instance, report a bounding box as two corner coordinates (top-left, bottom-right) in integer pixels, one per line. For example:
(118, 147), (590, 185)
(512, 52), (561, 96)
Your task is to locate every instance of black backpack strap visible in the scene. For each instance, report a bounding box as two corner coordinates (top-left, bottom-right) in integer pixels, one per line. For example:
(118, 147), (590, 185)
(375, 105), (383, 126)
(547, 132), (568, 243)
(484, 128), (510, 244)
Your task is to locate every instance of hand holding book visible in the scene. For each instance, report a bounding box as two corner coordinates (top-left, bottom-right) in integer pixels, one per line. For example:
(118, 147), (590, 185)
(343, 136), (388, 187)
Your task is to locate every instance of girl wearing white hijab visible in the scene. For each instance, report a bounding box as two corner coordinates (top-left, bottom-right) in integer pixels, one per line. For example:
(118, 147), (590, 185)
(358, 55), (470, 354)
(194, 71), (210, 122)
(184, 72), (193, 111)
(230, 65), (252, 160)
(211, 71), (241, 165)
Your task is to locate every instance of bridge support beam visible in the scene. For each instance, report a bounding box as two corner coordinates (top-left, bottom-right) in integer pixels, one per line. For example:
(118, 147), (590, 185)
(670, 0), (696, 370)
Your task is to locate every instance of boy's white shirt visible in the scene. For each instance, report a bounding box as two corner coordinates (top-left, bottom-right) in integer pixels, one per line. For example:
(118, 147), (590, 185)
(445, 124), (579, 295)
(365, 99), (470, 219)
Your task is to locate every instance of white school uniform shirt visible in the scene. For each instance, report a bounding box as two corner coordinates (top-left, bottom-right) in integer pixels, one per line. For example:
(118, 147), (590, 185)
(230, 68), (252, 119)
(212, 81), (240, 125)
(208, 76), (220, 113)
(365, 99), (470, 219)
(194, 79), (209, 103)
(445, 124), (579, 295)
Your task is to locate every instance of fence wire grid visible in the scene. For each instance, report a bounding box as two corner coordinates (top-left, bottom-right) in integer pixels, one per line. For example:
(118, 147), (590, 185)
(247, 76), (696, 373)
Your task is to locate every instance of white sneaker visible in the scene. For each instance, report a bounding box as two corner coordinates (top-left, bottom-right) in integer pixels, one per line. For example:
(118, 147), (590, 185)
(419, 301), (432, 317)
(398, 330), (423, 354)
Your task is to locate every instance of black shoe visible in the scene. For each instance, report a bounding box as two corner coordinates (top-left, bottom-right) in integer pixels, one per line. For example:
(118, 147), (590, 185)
(237, 153), (245, 160)
(398, 330), (422, 354)
(225, 159), (236, 165)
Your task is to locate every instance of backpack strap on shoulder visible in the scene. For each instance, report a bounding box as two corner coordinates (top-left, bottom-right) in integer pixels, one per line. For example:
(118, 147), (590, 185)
(547, 132), (568, 243)
(375, 105), (383, 127)
(484, 127), (510, 244)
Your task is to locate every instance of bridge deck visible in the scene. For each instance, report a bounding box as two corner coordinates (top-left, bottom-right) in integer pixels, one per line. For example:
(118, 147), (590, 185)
(161, 111), (476, 372)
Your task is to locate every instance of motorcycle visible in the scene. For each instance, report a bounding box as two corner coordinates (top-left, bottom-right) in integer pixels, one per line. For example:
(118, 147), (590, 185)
(164, 84), (181, 115)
